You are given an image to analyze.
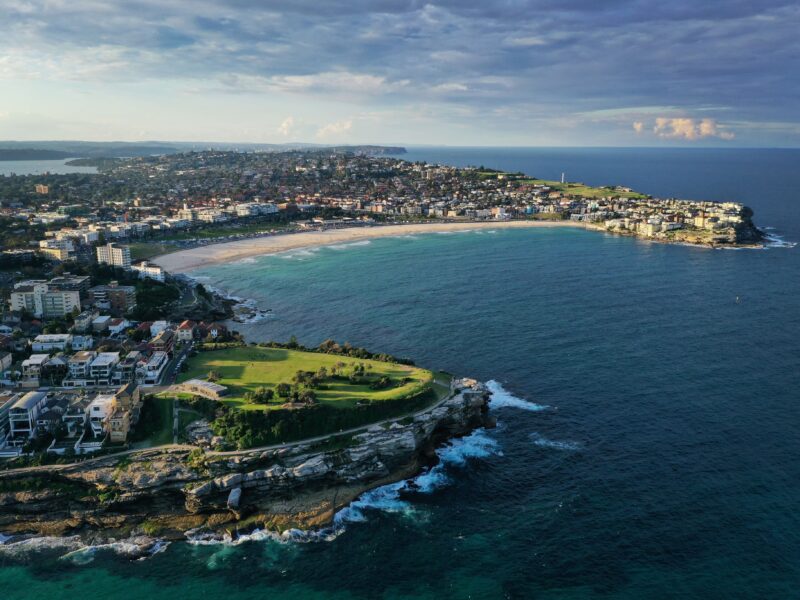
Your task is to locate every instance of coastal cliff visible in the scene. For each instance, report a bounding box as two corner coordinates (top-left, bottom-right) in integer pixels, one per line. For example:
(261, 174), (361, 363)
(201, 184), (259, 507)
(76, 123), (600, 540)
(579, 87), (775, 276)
(0, 382), (491, 549)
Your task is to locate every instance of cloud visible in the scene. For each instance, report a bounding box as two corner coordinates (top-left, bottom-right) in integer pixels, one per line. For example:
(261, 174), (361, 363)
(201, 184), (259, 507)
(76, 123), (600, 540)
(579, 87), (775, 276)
(504, 36), (548, 47)
(315, 119), (353, 139)
(0, 0), (796, 144)
(277, 116), (295, 137)
(632, 121), (644, 133)
(652, 117), (735, 140)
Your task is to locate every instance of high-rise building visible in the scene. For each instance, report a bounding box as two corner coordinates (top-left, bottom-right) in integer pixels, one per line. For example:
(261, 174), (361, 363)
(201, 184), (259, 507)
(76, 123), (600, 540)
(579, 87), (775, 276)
(9, 283), (81, 318)
(96, 243), (132, 270)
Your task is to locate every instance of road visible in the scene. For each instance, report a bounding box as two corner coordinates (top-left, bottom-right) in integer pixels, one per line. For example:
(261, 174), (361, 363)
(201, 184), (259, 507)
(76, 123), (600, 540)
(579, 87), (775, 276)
(0, 379), (457, 476)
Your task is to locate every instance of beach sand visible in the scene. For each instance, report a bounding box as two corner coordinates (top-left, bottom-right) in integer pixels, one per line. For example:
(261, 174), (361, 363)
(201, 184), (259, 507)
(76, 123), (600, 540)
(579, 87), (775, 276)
(152, 220), (584, 273)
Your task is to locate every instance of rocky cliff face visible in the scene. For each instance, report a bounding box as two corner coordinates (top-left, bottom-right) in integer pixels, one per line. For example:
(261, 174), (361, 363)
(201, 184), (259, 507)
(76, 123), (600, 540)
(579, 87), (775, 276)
(0, 383), (491, 545)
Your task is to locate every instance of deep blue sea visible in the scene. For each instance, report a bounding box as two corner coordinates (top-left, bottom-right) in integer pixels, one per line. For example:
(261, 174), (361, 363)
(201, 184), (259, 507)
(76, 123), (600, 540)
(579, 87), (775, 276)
(2, 148), (799, 599)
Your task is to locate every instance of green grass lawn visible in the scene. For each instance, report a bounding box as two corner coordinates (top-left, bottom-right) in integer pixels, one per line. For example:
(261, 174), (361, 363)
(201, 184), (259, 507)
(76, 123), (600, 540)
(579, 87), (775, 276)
(178, 346), (435, 411)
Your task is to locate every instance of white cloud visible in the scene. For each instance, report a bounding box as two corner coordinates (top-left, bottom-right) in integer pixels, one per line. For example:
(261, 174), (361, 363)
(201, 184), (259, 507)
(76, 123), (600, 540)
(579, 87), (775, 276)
(650, 117), (735, 140)
(432, 82), (468, 93)
(276, 116), (295, 137)
(315, 119), (353, 139)
(632, 121), (644, 133)
(505, 36), (548, 47)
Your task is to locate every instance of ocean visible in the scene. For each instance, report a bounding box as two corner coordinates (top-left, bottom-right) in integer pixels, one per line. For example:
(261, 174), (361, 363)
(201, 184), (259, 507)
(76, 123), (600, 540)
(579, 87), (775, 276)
(2, 147), (799, 599)
(0, 159), (98, 176)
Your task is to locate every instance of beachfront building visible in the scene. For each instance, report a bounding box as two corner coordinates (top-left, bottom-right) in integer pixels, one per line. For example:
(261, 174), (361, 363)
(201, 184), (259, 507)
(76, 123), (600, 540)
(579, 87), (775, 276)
(96, 243), (132, 270)
(131, 261), (165, 282)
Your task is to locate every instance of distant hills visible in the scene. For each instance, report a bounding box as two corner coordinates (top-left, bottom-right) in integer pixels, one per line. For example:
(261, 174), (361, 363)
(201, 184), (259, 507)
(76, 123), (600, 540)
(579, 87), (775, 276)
(0, 140), (406, 161)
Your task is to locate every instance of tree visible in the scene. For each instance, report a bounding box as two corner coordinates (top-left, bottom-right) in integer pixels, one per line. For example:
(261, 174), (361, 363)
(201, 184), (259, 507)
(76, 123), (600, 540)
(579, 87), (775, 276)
(207, 370), (221, 383)
(299, 389), (317, 405)
(276, 382), (291, 398)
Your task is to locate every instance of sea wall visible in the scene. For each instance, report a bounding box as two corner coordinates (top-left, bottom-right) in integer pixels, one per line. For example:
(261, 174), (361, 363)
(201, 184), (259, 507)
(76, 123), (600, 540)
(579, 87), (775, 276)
(0, 383), (491, 544)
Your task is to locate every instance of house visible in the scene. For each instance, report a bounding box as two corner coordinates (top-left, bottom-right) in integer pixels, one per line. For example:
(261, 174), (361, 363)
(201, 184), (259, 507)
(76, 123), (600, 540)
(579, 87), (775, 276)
(113, 381), (142, 424)
(89, 352), (120, 383)
(172, 379), (228, 400)
(21, 354), (50, 383)
(8, 391), (48, 443)
(72, 310), (98, 333)
(150, 320), (169, 337)
(107, 318), (130, 335)
(86, 393), (115, 437)
(137, 351), (168, 385)
(200, 322), (227, 340)
(67, 351), (98, 383)
(176, 320), (197, 343)
(71, 335), (95, 350)
(0, 351), (12, 373)
(151, 329), (175, 354)
(107, 408), (130, 443)
(92, 315), (112, 332)
(111, 351), (142, 386)
(31, 333), (73, 352)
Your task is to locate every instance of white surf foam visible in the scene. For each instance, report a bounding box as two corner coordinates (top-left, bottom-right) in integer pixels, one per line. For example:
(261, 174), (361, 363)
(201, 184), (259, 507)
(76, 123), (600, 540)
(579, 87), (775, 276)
(485, 380), (551, 412)
(530, 433), (582, 451)
(763, 232), (797, 249)
(278, 248), (321, 260)
(327, 240), (372, 250)
(186, 428), (502, 547)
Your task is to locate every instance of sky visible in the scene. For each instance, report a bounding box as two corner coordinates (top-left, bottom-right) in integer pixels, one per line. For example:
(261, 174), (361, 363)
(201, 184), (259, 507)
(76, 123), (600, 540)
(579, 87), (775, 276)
(0, 1), (798, 147)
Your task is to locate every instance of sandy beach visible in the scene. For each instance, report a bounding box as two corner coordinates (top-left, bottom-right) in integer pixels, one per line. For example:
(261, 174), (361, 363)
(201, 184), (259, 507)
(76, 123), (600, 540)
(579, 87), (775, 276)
(152, 220), (584, 273)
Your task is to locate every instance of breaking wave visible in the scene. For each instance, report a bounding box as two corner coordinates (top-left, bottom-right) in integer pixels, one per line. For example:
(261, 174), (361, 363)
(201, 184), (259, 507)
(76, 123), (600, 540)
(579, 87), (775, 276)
(327, 240), (372, 250)
(763, 232), (797, 249)
(0, 534), (168, 562)
(485, 380), (551, 412)
(186, 428), (501, 548)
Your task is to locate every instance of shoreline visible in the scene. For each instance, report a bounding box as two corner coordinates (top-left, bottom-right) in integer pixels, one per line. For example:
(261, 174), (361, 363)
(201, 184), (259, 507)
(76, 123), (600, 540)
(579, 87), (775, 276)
(152, 220), (585, 273)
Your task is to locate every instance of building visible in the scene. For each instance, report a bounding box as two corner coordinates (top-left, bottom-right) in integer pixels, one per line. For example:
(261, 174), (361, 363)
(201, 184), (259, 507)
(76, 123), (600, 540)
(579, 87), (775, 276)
(111, 351), (141, 385)
(38, 238), (75, 262)
(9, 283), (81, 319)
(89, 352), (120, 383)
(151, 329), (175, 354)
(173, 379), (228, 400)
(72, 310), (98, 333)
(8, 391), (48, 443)
(137, 351), (168, 385)
(96, 243), (132, 269)
(131, 261), (165, 282)
(21, 354), (50, 382)
(89, 283), (137, 316)
(31, 333), (73, 352)
(0, 351), (12, 373)
(67, 350), (97, 383)
(35, 184), (49, 194)
(176, 320), (197, 343)
(86, 394), (114, 437)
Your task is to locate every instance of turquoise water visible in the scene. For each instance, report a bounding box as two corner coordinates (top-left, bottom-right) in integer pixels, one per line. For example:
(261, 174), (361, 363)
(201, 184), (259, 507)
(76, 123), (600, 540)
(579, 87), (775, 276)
(2, 148), (800, 598)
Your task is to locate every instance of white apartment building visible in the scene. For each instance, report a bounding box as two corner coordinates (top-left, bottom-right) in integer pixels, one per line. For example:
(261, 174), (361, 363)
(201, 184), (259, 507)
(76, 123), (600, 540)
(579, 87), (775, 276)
(131, 261), (165, 282)
(9, 283), (81, 319)
(96, 243), (132, 269)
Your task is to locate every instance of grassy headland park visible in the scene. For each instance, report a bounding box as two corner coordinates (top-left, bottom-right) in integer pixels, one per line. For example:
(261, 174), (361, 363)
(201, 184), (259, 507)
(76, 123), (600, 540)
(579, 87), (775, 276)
(167, 343), (452, 448)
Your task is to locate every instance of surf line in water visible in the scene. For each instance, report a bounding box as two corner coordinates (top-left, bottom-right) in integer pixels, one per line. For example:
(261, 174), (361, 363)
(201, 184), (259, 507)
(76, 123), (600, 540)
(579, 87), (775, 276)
(189, 381), (551, 547)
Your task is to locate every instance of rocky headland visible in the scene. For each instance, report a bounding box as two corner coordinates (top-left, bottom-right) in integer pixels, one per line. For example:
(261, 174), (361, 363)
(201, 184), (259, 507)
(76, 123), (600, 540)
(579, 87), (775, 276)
(0, 381), (492, 554)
